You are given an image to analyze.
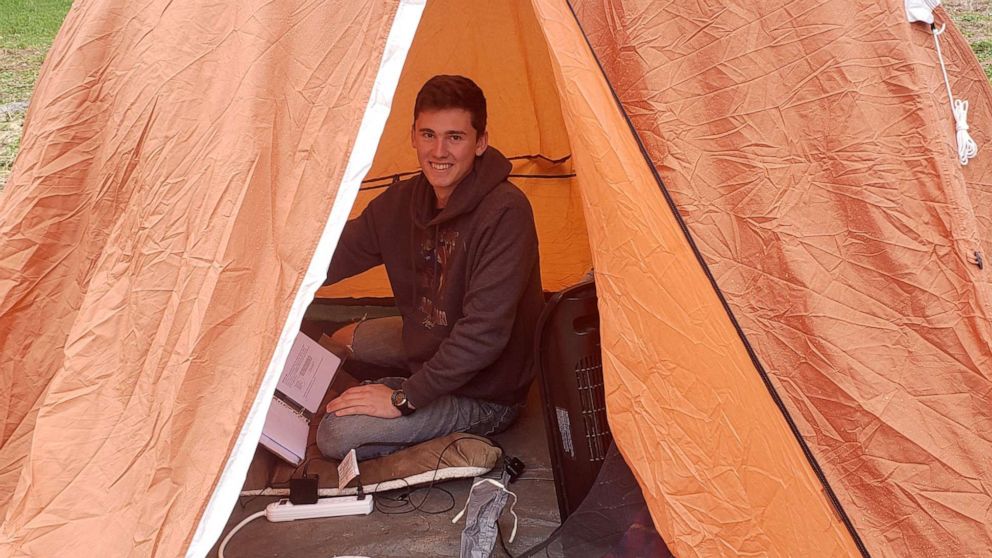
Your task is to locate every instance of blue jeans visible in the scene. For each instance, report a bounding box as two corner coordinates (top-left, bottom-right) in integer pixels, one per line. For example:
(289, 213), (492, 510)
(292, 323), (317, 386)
(316, 317), (520, 461)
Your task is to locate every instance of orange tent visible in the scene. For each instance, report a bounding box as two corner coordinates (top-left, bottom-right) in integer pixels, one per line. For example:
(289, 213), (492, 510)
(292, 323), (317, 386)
(1, 0), (990, 556)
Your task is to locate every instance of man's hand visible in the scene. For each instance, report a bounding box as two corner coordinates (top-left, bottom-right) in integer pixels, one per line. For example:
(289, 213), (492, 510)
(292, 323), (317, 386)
(326, 383), (401, 419)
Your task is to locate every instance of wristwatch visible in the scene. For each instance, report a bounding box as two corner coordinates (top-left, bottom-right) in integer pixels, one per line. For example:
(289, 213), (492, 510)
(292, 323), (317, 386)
(390, 389), (415, 416)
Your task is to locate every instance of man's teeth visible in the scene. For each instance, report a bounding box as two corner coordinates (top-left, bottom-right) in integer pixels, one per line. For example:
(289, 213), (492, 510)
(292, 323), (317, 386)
(430, 162), (453, 170)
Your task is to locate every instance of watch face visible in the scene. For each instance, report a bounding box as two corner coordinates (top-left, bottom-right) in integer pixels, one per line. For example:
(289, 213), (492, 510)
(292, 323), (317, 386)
(391, 389), (407, 407)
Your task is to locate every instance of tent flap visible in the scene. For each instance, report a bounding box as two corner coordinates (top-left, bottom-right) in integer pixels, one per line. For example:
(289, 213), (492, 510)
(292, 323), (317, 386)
(565, 0), (992, 555)
(0, 0), (402, 555)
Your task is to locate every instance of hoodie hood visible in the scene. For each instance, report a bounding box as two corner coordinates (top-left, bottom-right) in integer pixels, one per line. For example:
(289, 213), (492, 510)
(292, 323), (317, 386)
(411, 146), (513, 228)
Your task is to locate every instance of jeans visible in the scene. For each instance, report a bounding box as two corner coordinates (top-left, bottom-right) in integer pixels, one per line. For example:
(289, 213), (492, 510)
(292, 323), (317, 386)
(316, 316), (520, 461)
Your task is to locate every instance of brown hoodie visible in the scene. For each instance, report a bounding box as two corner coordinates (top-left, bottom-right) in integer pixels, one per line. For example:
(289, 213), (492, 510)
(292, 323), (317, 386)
(326, 147), (543, 407)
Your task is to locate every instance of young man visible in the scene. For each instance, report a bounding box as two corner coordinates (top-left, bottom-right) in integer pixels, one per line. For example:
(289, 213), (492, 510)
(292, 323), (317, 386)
(317, 75), (544, 460)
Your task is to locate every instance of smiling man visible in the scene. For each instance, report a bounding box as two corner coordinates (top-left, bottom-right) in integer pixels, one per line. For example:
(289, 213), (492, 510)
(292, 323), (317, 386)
(317, 75), (544, 460)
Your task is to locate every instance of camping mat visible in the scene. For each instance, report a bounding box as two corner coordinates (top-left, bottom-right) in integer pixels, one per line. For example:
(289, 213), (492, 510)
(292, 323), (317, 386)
(242, 433), (501, 497)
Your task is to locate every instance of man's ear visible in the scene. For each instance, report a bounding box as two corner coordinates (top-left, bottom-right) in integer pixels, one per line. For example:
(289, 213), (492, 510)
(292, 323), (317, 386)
(475, 130), (489, 156)
(410, 125), (417, 149)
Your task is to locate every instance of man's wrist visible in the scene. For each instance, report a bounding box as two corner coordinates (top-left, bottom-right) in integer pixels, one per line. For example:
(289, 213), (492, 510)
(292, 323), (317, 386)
(390, 388), (416, 416)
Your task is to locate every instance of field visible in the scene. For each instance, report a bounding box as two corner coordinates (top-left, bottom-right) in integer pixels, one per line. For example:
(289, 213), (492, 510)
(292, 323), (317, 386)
(1, 0), (72, 188)
(1, 1), (991, 189)
(950, 0), (992, 79)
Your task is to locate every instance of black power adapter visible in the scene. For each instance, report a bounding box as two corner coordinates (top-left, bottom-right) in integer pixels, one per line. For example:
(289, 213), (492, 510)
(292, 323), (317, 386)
(289, 474), (319, 505)
(504, 456), (525, 483)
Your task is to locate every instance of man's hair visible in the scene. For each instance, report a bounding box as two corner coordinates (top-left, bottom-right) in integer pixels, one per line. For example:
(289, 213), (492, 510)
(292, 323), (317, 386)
(413, 75), (487, 136)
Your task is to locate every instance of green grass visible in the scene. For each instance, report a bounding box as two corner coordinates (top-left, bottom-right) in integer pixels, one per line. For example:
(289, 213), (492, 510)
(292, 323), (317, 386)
(1, 47), (46, 105)
(944, 0), (992, 80)
(0, 0), (71, 104)
(0, 0), (72, 108)
(0, 0), (72, 186)
(975, 40), (992, 80)
(0, 0), (73, 49)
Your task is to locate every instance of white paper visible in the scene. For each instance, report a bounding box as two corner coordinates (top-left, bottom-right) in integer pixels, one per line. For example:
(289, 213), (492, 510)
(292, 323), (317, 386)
(338, 449), (360, 489)
(259, 401), (309, 465)
(260, 332), (342, 464)
(277, 331), (341, 413)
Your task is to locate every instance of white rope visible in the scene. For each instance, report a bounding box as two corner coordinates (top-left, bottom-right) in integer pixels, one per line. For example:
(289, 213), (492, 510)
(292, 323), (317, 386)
(932, 23), (979, 165)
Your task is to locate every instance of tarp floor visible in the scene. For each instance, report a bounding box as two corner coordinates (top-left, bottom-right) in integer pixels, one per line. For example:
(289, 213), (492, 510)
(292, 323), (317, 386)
(209, 385), (560, 557)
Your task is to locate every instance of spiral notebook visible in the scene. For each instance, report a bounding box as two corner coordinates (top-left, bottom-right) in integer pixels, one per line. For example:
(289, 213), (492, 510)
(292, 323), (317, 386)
(260, 332), (342, 465)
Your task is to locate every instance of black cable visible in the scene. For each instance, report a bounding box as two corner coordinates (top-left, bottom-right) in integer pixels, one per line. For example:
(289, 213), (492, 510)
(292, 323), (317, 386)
(358, 153), (574, 190)
(237, 492), (262, 510)
(360, 170), (420, 187)
(238, 444), (315, 509)
(374, 436), (499, 515)
(299, 436), (501, 517)
(238, 479), (292, 510)
(373, 479), (457, 515)
(506, 153), (572, 165)
(359, 172), (574, 192)
(497, 522), (517, 558)
(507, 173), (575, 179)
(517, 521), (565, 558)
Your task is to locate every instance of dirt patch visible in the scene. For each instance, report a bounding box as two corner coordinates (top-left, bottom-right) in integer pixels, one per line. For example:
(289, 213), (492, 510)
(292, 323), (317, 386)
(0, 111), (24, 191)
(0, 47), (46, 105)
(0, 45), (43, 190)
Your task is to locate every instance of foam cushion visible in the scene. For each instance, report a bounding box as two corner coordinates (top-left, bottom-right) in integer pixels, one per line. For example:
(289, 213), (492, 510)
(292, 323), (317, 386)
(243, 433), (502, 497)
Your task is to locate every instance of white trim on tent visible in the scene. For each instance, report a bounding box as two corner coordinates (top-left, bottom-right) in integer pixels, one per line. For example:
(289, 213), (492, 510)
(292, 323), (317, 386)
(185, 1), (427, 555)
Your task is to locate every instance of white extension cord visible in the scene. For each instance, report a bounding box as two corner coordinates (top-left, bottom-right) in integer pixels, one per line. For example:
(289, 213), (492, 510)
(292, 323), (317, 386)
(266, 496), (374, 522)
(217, 510), (265, 558)
(217, 496), (374, 557)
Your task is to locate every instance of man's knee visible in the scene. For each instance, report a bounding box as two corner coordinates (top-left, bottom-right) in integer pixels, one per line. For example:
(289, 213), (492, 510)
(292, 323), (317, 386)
(316, 412), (381, 460)
(317, 414), (361, 461)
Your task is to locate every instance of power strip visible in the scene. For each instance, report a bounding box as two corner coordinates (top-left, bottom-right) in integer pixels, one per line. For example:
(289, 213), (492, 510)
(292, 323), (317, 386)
(265, 496), (374, 522)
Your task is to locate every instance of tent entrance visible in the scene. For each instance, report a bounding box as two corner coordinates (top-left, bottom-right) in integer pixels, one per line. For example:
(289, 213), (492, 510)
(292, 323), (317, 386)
(212, 1), (605, 555)
(315, 0), (593, 302)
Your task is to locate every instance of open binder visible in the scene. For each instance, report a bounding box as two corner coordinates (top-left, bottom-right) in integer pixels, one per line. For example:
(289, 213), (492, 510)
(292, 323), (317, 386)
(260, 332), (342, 465)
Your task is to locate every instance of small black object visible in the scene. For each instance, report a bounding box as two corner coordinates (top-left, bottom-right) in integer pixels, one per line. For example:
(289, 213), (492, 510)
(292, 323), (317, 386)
(289, 475), (319, 505)
(356, 476), (366, 501)
(504, 456), (525, 483)
(972, 251), (984, 270)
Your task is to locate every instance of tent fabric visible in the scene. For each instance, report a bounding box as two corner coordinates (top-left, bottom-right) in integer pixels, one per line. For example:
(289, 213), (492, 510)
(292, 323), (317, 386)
(532, 2), (863, 555)
(0, 0), (405, 555)
(566, 1), (992, 556)
(1, 0), (991, 556)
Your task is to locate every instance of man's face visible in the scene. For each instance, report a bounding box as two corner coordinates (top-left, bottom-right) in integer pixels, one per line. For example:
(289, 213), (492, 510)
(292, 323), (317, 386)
(411, 108), (488, 198)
